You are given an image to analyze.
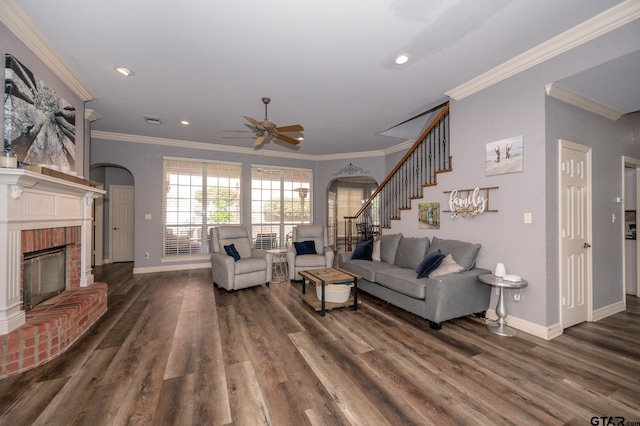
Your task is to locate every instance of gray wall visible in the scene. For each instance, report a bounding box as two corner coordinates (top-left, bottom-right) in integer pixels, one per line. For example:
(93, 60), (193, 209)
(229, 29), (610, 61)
(91, 138), (318, 269)
(546, 98), (640, 313)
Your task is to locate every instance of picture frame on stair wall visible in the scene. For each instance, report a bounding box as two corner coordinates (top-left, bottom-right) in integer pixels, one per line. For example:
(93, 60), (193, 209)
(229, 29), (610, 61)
(418, 202), (440, 229)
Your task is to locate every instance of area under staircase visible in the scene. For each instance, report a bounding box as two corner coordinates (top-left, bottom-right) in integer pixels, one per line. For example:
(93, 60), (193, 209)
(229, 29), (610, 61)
(345, 102), (451, 250)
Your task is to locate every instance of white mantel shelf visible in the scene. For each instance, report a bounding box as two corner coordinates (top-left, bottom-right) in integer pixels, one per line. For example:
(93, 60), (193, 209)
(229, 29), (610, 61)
(0, 168), (106, 334)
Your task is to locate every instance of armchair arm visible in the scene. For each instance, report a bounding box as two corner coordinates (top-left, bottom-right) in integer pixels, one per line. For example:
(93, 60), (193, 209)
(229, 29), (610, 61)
(323, 246), (334, 268)
(251, 248), (273, 283)
(211, 252), (235, 290)
(286, 247), (297, 280)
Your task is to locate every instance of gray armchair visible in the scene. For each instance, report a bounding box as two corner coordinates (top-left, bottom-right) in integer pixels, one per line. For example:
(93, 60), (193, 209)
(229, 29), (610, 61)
(210, 226), (273, 291)
(286, 225), (334, 280)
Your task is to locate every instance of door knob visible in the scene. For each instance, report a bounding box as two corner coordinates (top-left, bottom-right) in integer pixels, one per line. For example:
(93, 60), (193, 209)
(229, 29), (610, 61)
(113, 227), (119, 230)
(583, 242), (592, 248)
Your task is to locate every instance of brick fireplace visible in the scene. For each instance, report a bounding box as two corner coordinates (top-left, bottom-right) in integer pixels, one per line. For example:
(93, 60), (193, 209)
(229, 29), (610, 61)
(0, 168), (106, 378)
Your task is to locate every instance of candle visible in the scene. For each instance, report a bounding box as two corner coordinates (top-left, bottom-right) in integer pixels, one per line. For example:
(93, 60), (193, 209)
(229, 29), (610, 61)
(0, 152), (17, 168)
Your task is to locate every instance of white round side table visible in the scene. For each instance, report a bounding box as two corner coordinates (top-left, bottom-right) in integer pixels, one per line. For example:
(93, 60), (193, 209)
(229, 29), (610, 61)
(266, 249), (288, 283)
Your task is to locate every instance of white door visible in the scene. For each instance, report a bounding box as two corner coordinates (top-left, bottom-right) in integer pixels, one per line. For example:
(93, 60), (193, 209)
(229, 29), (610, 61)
(111, 185), (134, 262)
(559, 140), (592, 328)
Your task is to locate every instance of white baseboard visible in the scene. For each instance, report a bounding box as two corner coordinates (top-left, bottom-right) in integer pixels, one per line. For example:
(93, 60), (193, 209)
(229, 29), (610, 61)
(133, 262), (210, 274)
(592, 300), (625, 321)
(487, 299), (627, 340)
(486, 309), (563, 340)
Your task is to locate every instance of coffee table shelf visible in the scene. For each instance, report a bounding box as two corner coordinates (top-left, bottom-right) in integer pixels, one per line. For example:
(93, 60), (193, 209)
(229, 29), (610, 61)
(299, 268), (361, 317)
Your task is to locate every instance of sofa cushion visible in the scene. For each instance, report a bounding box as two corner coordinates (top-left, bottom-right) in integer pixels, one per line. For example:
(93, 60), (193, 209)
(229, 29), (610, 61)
(294, 240), (317, 255)
(234, 257), (267, 274)
(224, 244), (241, 261)
(429, 254), (465, 278)
(376, 268), (427, 299)
(427, 237), (481, 271)
(342, 259), (399, 282)
(352, 239), (373, 260)
(395, 237), (430, 269)
(377, 233), (403, 264)
(416, 250), (445, 279)
(295, 253), (326, 267)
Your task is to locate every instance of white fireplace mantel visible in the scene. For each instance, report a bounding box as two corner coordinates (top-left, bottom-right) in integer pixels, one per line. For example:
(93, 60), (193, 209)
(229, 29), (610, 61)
(0, 169), (106, 334)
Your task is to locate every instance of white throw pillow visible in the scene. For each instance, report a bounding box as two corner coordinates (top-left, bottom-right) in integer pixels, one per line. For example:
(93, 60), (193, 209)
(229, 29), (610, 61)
(429, 254), (464, 277)
(372, 239), (381, 262)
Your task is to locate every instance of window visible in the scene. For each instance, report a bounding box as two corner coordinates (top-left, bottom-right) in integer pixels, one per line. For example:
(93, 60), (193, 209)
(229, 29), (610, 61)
(163, 158), (241, 257)
(251, 166), (312, 249)
(337, 187), (364, 238)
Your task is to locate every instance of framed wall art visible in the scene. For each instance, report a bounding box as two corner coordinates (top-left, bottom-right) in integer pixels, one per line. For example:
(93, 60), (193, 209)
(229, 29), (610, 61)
(485, 135), (523, 176)
(418, 202), (440, 229)
(4, 54), (76, 169)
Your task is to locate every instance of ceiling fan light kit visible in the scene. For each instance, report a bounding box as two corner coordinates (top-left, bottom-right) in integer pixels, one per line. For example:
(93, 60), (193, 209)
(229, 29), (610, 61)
(223, 97), (304, 149)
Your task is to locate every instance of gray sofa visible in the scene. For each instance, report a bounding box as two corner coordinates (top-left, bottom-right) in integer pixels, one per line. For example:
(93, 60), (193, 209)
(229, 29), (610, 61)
(338, 233), (491, 330)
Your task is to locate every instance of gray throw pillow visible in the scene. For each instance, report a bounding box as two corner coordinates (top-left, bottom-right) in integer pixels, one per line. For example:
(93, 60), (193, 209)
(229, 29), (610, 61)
(376, 233), (403, 264)
(395, 237), (430, 269)
(427, 237), (481, 271)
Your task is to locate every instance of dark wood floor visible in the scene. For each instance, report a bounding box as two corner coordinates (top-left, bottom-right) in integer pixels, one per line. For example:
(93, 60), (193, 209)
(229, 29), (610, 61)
(1, 263), (639, 425)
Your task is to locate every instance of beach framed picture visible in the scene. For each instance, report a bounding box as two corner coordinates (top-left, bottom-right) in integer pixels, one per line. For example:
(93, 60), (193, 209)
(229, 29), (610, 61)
(485, 135), (523, 176)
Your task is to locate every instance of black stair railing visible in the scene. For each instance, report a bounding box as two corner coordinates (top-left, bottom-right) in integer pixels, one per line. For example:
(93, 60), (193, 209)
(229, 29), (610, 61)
(344, 103), (451, 251)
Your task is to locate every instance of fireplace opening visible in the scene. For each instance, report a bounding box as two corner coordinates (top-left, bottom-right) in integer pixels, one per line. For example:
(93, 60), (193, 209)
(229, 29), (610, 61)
(23, 246), (67, 310)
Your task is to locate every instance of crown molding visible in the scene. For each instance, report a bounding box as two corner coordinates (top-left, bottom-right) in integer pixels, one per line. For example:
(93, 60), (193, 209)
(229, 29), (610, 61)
(545, 83), (623, 121)
(91, 131), (395, 161)
(445, 0), (640, 100)
(85, 109), (100, 122)
(0, 0), (95, 101)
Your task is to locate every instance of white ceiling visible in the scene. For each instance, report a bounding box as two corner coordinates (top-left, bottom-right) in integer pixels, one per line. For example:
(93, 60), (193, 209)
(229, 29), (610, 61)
(6, 0), (640, 156)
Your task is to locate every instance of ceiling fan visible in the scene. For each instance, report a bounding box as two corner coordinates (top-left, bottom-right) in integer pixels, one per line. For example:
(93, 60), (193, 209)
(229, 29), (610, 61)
(223, 97), (304, 148)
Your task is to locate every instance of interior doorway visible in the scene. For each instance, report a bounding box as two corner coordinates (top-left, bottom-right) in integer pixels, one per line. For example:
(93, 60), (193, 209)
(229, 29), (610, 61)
(110, 185), (135, 262)
(327, 176), (378, 251)
(90, 165), (135, 264)
(559, 139), (593, 329)
(622, 157), (640, 297)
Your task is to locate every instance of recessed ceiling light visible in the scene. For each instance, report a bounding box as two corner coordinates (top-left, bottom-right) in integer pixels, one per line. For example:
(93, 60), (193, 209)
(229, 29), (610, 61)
(394, 54), (409, 65)
(115, 66), (134, 76)
(181, 120), (189, 125)
(297, 137), (304, 141)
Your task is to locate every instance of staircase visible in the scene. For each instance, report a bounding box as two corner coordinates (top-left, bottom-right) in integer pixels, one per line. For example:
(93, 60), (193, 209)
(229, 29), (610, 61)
(345, 103), (451, 250)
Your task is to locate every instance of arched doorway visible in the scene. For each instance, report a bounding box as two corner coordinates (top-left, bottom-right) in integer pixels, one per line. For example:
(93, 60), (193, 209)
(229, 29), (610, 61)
(327, 176), (378, 251)
(90, 164), (135, 264)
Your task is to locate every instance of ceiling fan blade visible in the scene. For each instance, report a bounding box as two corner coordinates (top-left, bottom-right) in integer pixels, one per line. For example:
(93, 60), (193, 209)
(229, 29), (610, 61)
(275, 133), (300, 145)
(244, 115), (264, 129)
(253, 135), (266, 147)
(276, 124), (304, 133)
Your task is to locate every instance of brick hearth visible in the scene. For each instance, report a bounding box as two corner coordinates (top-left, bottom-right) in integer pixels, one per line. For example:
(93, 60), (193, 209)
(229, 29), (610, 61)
(0, 282), (107, 378)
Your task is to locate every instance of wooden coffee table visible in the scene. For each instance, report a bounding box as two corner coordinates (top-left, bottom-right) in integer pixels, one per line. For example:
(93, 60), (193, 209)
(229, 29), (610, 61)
(299, 268), (361, 317)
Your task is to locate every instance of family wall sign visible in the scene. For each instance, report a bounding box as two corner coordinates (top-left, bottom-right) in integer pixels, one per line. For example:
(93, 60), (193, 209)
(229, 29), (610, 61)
(442, 186), (498, 218)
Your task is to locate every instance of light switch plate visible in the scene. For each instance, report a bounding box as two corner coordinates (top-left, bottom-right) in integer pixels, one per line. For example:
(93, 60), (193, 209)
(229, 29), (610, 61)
(144, 214), (152, 220)
(524, 212), (532, 224)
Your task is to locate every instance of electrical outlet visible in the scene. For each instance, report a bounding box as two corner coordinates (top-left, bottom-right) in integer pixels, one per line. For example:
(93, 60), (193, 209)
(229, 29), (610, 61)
(144, 252), (149, 259)
(513, 293), (524, 302)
